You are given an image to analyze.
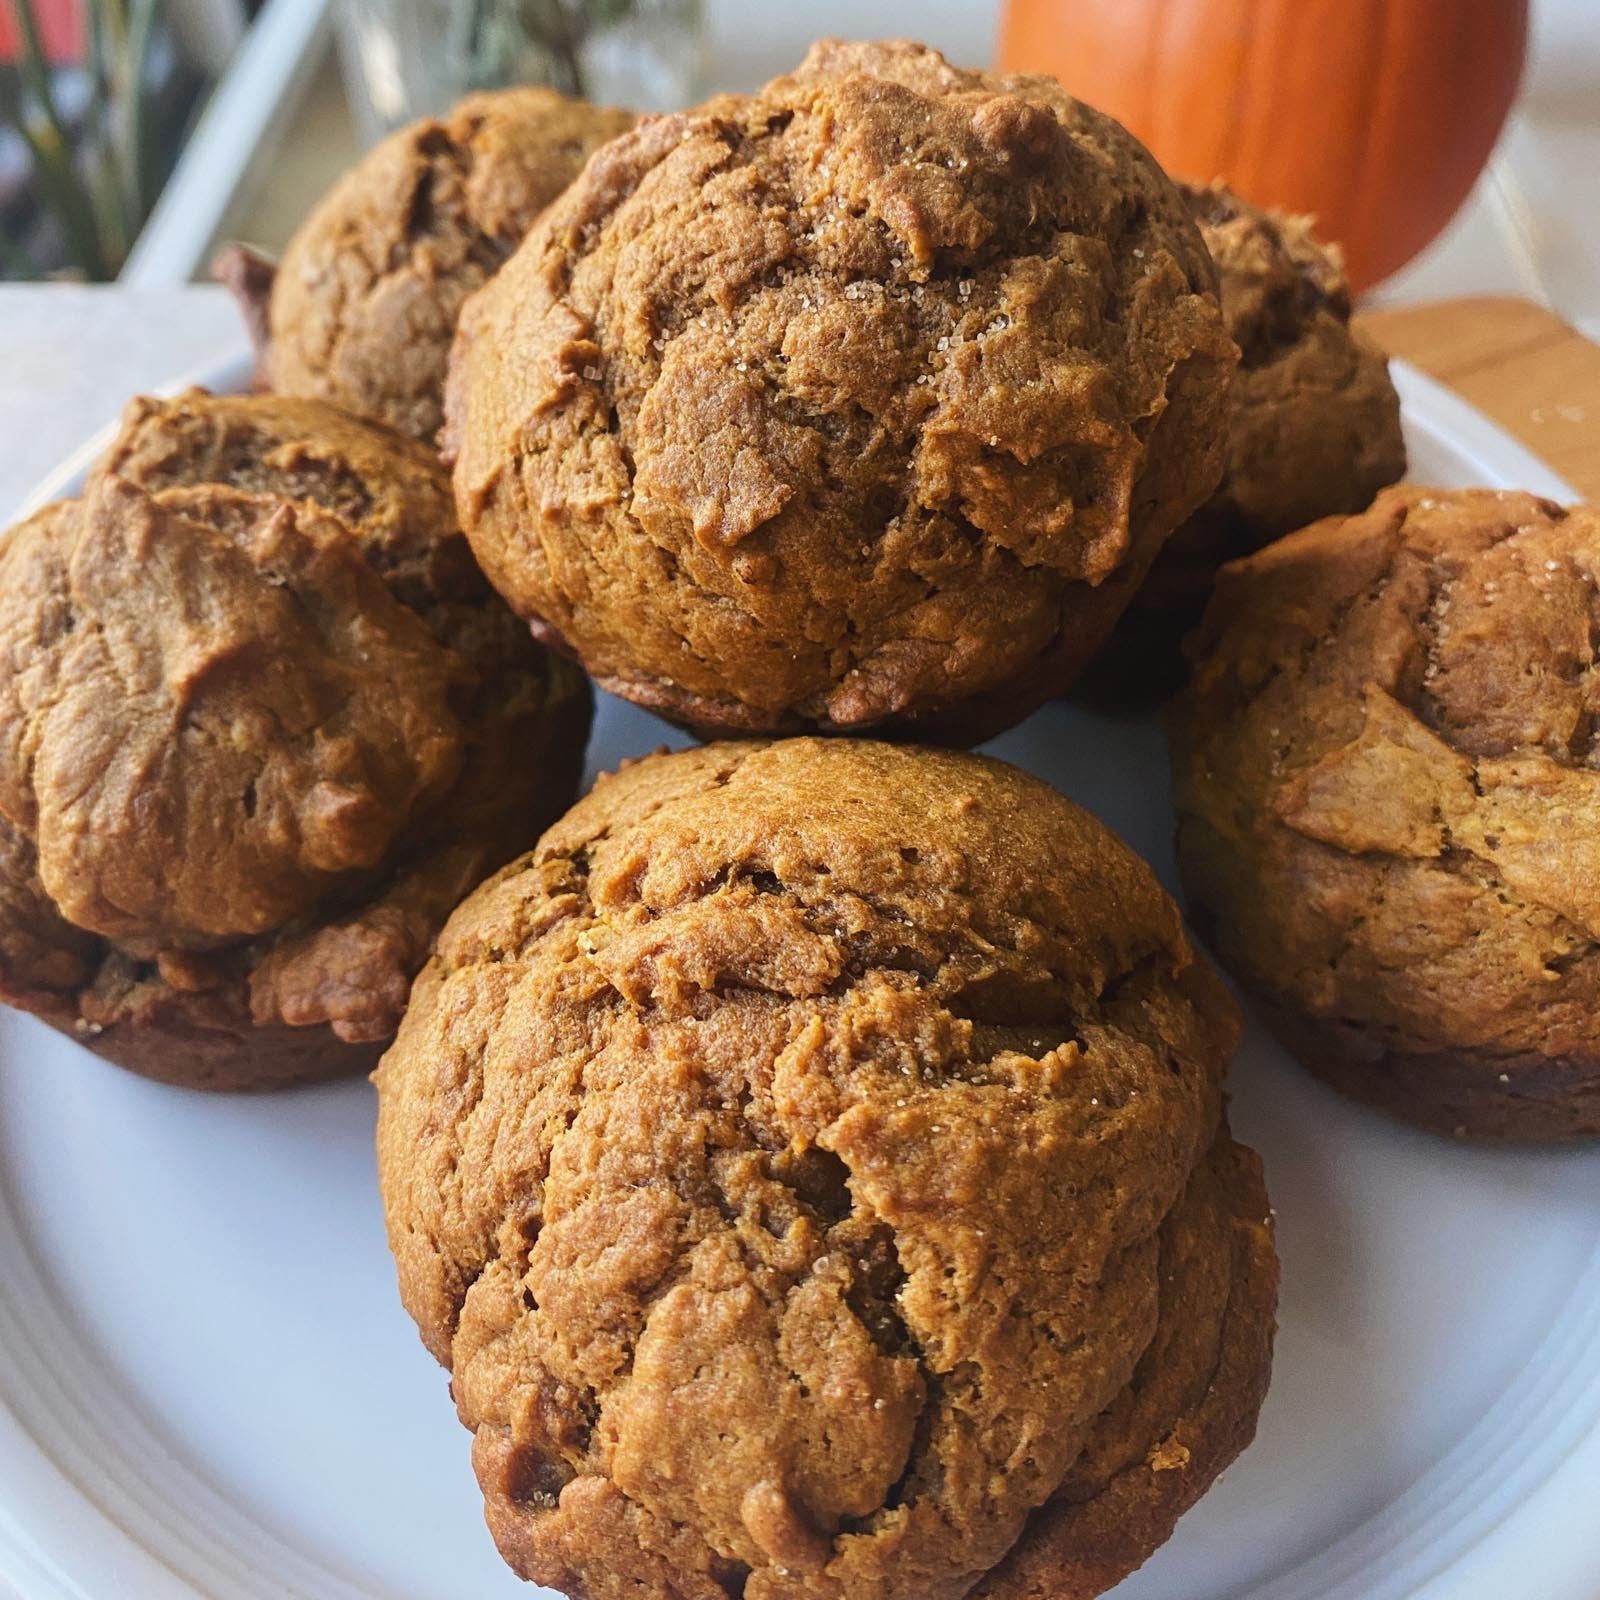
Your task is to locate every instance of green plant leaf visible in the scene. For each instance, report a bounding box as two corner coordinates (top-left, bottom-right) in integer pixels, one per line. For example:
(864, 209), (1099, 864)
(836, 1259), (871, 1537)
(123, 0), (158, 222)
(0, 52), (106, 277)
(9, 0), (74, 153)
(0, 218), (41, 280)
(83, 0), (130, 261)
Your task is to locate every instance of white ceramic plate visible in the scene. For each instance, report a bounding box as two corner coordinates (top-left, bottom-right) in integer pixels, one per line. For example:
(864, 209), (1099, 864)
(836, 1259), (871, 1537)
(1, 358), (1596, 1600)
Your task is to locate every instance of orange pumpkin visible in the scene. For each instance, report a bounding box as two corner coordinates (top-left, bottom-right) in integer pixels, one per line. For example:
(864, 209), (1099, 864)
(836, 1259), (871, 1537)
(997, 0), (1529, 291)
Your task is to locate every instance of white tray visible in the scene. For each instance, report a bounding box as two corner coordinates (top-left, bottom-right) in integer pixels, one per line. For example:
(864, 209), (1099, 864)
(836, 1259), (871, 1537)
(1, 358), (1596, 1600)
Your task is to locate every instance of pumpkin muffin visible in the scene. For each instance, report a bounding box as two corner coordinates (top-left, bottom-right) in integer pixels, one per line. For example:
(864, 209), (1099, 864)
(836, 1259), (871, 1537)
(1084, 180), (1405, 701)
(377, 739), (1278, 1599)
(0, 390), (591, 1090)
(1173, 485), (1600, 1141)
(443, 39), (1237, 743)
(221, 88), (636, 441)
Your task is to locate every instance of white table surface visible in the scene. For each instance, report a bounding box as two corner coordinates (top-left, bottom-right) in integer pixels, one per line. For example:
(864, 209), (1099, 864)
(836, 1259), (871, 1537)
(0, 286), (247, 521)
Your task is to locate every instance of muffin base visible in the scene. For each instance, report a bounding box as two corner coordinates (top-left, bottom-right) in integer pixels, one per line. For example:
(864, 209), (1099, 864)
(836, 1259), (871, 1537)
(5, 981), (381, 1092)
(975, 1129), (1277, 1599)
(67, 1011), (379, 1092)
(1068, 508), (1250, 711)
(1253, 993), (1600, 1144)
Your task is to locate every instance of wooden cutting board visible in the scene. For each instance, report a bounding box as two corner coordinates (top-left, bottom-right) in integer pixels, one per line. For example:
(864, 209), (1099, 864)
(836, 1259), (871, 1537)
(1358, 296), (1600, 501)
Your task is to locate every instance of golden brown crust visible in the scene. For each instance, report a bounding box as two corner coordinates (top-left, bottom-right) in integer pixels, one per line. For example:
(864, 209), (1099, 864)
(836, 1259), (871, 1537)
(974, 1135), (1277, 1599)
(7, 477), (464, 954)
(102, 388), (480, 605)
(0, 391), (591, 1091)
(268, 89), (636, 441)
(1172, 485), (1600, 1141)
(376, 739), (1274, 1597)
(1084, 182), (1405, 704)
(445, 40), (1235, 743)
(1185, 183), (1404, 536)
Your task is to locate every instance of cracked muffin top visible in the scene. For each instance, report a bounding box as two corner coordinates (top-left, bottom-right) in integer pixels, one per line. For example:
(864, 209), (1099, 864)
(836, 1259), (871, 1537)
(1172, 486), (1600, 1140)
(0, 390), (590, 1088)
(377, 738), (1276, 1598)
(1083, 181), (1404, 702)
(444, 39), (1236, 742)
(264, 88), (636, 441)
(1185, 181), (1404, 538)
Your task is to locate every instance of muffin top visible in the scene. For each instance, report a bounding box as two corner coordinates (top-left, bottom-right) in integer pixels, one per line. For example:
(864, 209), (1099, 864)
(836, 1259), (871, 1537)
(0, 476), (461, 954)
(1184, 180), (1404, 537)
(445, 39), (1235, 739)
(268, 88), (636, 440)
(100, 389), (480, 607)
(378, 738), (1243, 1600)
(1072, 181), (1405, 705)
(0, 390), (588, 1045)
(1174, 485), (1600, 1069)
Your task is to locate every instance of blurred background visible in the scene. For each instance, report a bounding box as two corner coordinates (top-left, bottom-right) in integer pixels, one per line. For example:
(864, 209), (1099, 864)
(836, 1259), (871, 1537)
(0, 0), (1596, 335)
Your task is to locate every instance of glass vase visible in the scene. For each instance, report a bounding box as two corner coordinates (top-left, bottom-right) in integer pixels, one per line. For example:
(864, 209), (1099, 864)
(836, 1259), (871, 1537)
(334, 0), (705, 146)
